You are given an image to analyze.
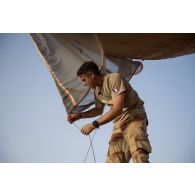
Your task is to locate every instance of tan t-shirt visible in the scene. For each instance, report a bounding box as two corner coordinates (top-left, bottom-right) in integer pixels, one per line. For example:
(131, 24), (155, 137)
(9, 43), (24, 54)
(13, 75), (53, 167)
(94, 73), (146, 132)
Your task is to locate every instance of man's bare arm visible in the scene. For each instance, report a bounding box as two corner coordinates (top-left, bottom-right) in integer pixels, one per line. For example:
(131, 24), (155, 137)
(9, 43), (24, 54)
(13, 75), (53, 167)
(80, 101), (105, 118)
(67, 100), (104, 123)
(96, 92), (125, 126)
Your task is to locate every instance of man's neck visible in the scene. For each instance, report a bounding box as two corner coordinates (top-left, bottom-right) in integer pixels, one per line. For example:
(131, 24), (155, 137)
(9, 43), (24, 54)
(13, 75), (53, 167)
(95, 74), (104, 87)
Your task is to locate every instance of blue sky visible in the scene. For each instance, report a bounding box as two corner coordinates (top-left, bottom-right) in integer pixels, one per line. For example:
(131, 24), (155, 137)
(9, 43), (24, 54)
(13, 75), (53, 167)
(1, 33), (195, 163)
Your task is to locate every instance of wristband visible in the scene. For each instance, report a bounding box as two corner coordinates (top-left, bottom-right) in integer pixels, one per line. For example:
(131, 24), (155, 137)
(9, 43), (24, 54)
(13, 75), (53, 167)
(92, 120), (99, 129)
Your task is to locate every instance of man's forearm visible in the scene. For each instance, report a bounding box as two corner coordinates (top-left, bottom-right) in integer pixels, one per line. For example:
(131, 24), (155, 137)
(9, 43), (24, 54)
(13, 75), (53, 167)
(96, 107), (123, 127)
(80, 107), (103, 119)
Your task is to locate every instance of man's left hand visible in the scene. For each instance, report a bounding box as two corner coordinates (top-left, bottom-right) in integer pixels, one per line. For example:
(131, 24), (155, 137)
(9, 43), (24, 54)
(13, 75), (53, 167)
(81, 123), (95, 135)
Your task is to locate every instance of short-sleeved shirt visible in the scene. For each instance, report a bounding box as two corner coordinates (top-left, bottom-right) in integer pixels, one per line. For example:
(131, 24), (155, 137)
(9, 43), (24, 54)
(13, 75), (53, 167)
(94, 73), (146, 132)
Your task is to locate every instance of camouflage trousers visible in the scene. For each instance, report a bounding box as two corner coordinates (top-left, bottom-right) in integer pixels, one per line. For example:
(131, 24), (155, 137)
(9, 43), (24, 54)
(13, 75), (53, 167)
(106, 117), (152, 163)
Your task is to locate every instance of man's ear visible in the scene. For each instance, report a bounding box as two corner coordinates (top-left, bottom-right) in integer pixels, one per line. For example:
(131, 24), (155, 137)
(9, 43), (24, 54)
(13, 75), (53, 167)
(88, 71), (94, 78)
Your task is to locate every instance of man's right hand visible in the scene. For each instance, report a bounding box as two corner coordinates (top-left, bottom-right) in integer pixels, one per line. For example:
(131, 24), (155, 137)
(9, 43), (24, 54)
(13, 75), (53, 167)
(67, 113), (80, 124)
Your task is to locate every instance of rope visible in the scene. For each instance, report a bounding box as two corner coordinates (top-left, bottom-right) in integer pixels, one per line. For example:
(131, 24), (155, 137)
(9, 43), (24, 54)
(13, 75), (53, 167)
(84, 129), (97, 163)
(73, 123), (96, 163)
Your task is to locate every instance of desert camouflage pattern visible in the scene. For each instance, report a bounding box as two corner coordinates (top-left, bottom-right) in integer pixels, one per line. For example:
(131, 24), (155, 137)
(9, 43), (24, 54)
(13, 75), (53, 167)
(106, 116), (152, 163)
(94, 73), (151, 163)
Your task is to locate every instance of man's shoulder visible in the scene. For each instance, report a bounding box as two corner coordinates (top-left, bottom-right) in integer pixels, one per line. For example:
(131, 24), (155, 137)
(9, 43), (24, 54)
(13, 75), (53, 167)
(105, 72), (122, 81)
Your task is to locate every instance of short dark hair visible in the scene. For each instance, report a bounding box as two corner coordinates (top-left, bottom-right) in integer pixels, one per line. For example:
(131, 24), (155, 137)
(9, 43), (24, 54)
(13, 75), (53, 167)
(77, 61), (100, 76)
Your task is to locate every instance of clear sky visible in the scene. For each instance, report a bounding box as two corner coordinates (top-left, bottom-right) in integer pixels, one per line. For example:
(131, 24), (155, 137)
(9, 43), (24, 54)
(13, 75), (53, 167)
(1, 33), (195, 163)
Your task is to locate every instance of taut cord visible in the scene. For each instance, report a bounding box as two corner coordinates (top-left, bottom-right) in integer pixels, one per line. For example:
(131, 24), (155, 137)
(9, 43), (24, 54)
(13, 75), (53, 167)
(83, 129), (97, 163)
(73, 123), (96, 163)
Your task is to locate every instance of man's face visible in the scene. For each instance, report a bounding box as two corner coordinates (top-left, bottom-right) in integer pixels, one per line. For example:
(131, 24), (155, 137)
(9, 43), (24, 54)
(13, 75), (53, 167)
(79, 72), (95, 88)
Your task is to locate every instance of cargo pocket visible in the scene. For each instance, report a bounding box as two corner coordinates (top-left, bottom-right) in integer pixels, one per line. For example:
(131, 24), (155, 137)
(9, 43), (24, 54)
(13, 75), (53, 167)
(129, 134), (152, 155)
(126, 120), (152, 155)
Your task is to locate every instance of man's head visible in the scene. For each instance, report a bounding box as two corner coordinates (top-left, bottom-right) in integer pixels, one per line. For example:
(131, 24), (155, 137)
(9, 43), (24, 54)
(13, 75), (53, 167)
(77, 61), (101, 88)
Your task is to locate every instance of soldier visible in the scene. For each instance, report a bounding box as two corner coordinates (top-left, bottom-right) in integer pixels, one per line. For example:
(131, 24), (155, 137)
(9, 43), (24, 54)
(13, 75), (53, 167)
(67, 61), (152, 163)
